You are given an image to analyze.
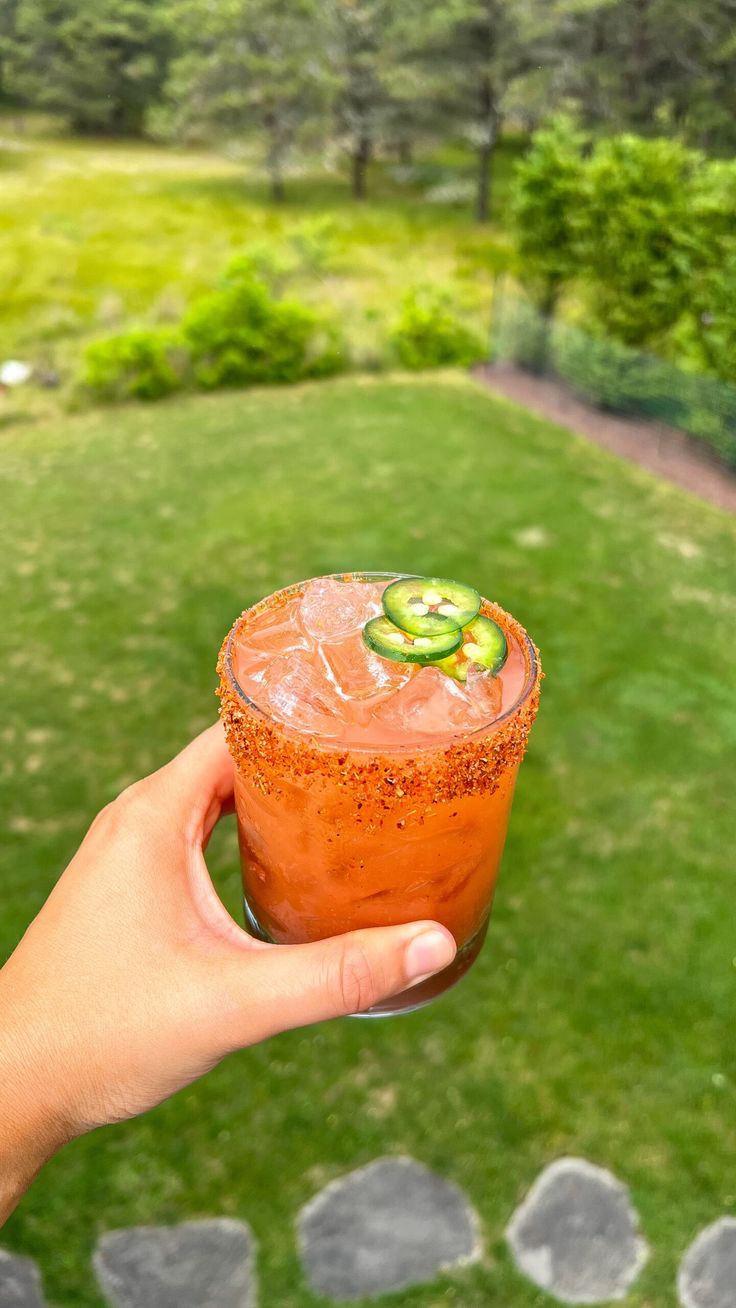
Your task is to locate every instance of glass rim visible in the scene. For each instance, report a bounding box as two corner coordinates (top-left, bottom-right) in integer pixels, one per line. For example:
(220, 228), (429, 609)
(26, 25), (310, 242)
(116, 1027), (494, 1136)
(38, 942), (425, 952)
(222, 571), (540, 756)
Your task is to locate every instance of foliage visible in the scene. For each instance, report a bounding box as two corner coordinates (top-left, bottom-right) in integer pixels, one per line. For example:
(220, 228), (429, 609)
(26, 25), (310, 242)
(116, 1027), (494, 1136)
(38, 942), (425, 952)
(6, 0), (170, 133)
(389, 288), (484, 370)
(182, 256), (345, 389)
(329, 0), (393, 199)
(394, 0), (554, 221)
(153, 0), (330, 200)
(690, 253), (736, 388)
(510, 123), (736, 382)
(573, 134), (707, 349)
(511, 115), (586, 315)
(556, 0), (736, 154)
(83, 328), (186, 402)
(494, 294), (736, 467)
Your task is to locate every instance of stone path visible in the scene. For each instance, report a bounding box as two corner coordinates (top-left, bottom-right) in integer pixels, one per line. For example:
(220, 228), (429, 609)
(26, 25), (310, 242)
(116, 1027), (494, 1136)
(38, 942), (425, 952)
(2, 1156), (734, 1304)
(93, 1219), (256, 1308)
(678, 1218), (736, 1308)
(297, 1156), (480, 1300)
(0, 1251), (48, 1308)
(506, 1158), (648, 1303)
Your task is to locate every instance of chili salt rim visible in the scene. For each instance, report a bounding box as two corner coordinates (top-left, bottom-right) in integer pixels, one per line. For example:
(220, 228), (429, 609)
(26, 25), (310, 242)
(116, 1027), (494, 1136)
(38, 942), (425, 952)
(216, 575), (542, 806)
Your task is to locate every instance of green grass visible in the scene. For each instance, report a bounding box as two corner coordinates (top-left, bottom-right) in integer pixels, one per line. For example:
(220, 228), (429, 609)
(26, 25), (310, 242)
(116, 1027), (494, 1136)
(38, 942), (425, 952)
(1, 374), (735, 1306)
(0, 119), (519, 395)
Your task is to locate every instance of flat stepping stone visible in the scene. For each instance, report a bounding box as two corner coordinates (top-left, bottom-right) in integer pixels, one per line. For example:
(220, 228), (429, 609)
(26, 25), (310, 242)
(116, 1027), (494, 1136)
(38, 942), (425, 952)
(93, 1218), (256, 1308)
(0, 1251), (48, 1307)
(678, 1218), (736, 1308)
(297, 1155), (480, 1301)
(506, 1157), (648, 1303)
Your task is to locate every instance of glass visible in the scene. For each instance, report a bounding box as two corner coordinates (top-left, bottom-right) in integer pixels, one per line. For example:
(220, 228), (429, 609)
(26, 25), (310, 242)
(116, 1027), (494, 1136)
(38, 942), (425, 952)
(218, 573), (541, 1016)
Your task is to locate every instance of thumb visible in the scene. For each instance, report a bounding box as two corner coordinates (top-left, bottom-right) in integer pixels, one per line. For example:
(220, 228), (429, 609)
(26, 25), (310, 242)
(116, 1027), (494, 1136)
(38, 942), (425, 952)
(219, 922), (457, 1042)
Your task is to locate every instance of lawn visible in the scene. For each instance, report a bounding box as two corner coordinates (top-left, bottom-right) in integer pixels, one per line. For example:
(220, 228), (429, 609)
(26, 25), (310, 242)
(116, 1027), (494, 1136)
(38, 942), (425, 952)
(0, 119), (520, 392)
(1, 374), (735, 1307)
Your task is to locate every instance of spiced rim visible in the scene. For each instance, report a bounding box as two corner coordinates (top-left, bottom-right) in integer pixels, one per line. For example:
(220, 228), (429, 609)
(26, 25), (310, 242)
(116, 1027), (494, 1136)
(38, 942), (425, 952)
(221, 571), (540, 755)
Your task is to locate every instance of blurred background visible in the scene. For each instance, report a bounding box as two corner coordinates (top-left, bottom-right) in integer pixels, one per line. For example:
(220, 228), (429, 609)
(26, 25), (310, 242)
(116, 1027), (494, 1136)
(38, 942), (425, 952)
(0, 1), (734, 1305)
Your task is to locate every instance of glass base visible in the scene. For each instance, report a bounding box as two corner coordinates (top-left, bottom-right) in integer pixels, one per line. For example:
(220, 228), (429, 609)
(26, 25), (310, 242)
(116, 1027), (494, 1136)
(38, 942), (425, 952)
(242, 897), (489, 1018)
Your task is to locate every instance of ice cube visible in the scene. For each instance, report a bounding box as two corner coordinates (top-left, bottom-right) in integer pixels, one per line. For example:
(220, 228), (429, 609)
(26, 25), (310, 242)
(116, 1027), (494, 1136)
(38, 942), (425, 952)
(260, 649), (343, 736)
(233, 602), (309, 682)
(465, 662), (503, 720)
(373, 666), (481, 736)
(323, 630), (414, 701)
(299, 578), (382, 642)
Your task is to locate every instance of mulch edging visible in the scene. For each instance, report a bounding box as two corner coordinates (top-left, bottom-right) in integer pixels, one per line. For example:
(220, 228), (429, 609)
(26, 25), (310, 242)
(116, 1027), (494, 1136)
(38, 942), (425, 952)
(475, 363), (736, 515)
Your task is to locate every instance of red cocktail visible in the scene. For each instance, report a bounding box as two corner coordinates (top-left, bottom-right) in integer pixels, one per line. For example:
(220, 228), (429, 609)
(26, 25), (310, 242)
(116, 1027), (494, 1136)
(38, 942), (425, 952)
(218, 573), (541, 1015)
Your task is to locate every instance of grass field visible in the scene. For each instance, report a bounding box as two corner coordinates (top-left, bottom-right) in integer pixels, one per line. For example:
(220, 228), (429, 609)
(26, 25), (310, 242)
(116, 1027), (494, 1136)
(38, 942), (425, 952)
(1, 374), (734, 1306)
(0, 119), (520, 392)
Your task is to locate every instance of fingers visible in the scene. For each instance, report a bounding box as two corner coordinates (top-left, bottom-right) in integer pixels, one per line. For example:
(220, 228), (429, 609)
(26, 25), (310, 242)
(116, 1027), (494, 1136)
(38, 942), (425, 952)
(216, 922), (457, 1044)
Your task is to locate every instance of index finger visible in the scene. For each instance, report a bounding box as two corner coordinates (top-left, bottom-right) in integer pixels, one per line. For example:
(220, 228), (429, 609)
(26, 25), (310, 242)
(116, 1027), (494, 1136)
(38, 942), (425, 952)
(152, 721), (235, 841)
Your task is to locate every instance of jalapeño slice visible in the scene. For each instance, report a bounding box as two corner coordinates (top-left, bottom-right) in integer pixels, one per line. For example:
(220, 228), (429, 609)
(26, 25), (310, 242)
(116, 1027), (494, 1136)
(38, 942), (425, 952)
(434, 615), (508, 682)
(382, 576), (481, 637)
(363, 614), (463, 664)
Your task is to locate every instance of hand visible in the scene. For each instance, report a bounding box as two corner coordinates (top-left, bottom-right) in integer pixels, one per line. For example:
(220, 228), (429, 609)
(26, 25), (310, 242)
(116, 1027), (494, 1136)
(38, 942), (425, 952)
(0, 723), (456, 1222)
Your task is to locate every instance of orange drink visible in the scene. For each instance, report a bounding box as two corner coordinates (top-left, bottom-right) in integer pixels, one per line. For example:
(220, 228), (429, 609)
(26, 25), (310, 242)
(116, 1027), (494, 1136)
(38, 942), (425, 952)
(218, 573), (541, 1016)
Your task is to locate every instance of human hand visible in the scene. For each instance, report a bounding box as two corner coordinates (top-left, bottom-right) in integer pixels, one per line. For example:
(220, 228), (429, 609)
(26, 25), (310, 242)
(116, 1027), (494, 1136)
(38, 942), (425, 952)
(0, 723), (456, 1221)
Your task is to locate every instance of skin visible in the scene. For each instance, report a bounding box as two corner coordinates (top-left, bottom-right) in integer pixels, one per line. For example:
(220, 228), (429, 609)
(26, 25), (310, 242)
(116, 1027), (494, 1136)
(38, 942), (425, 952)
(0, 723), (456, 1226)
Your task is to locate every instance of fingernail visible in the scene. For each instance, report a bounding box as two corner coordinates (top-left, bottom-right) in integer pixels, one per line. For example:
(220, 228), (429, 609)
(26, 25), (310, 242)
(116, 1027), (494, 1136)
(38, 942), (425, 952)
(404, 929), (456, 984)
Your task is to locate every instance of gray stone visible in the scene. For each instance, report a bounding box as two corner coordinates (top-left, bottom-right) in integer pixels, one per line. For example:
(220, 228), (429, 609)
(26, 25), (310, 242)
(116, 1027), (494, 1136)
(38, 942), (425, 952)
(506, 1157), (648, 1304)
(678, 1218), (736, 1308)
(0, 1250), (47, 1307)
(297, 1155), (481, 1301)
(93, 1218), (256, 1308)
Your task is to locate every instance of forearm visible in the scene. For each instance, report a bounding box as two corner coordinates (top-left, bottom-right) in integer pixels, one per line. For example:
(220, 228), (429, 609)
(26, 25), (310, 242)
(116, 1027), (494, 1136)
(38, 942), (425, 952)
(0, 970), (71, 1226)
(0, 1114), (51, 1227)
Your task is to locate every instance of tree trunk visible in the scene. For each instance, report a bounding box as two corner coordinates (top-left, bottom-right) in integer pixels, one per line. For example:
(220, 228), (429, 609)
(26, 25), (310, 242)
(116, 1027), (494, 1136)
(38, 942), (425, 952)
(529, 283), (559, 374)
(398, 137), (413, 166)
(266, 122), (286, 202)
(476, 76), (498, 223)
(351, 134), (371, 199)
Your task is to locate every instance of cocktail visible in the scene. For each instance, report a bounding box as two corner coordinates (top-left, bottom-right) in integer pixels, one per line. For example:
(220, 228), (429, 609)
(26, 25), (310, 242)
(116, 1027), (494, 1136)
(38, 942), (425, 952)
(218, 573), (541, 1016)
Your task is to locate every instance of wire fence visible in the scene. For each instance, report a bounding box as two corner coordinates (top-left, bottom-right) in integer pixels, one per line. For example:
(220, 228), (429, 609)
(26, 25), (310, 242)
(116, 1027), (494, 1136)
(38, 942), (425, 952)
(491, 292), (736, 470)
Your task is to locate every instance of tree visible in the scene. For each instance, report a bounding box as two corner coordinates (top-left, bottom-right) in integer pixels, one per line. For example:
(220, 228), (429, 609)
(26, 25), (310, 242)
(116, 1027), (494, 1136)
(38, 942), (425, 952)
(6, 0), (170, 134)
(574, 135), (705, 348)
(511, 115), (585, 316)
(328, 0), (392, 200)
(560, 0), (736, 154)
(157, 0), (329, 202)
(0, 0), (21, 101)
(401, 0), (552, 222)
(683, 160), (736, 381)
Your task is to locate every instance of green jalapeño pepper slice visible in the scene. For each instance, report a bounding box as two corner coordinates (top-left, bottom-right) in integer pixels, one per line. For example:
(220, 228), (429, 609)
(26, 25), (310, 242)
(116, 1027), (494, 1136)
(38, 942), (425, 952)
(382, 576), (481, 637)
(363, 614), (463, 664)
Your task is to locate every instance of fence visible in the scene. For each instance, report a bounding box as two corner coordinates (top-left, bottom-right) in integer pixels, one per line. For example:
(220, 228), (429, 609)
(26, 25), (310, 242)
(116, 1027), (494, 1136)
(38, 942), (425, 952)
(491, 292), (736, 470)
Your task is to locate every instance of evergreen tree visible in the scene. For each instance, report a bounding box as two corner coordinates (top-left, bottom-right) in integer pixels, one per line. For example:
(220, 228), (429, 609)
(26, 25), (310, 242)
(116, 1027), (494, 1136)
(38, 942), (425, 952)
(0, 0), (20, 102)
(400, 0), (551, 222)
(157, 0), (329, 201)
(561, 0), (736, 153)
(328, 0), (392, 199)
(6, 0), (170, 133)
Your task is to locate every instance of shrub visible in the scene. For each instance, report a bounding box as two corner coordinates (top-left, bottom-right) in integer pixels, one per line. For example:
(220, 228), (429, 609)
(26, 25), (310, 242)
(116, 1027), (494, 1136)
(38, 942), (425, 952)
(552, 317), (736, 468)
(389, 290), (485, 371)
(182, 260), (346, 390)
(288, 216), (340, 276)
(511, 115), (586, 317)
(83, 328), (186, 402)
(574, 135), (704, 350)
